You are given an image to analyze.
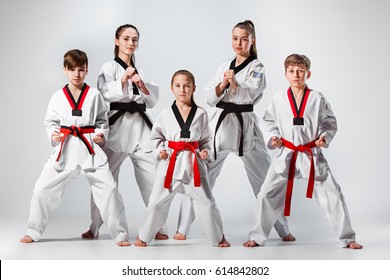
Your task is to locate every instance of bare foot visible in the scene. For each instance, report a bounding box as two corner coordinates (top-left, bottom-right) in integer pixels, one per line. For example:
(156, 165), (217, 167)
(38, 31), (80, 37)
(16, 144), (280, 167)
(117, 240), (131, 247)
(346, 241), (363, 249)
(282, 233), (296, 242)
(20, 235), (34, 243)
(218, 235), (231, 247)
(155, 232), (169, 240)
(81, 230), (96, 239)
(173, 231), (186, 240)
(243, 240), (259, 247)
(134, 236), (147, 247)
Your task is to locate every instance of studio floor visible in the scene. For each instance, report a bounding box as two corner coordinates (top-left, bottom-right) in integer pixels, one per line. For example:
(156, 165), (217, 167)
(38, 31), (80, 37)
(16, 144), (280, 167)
(1, 217), (388, 260)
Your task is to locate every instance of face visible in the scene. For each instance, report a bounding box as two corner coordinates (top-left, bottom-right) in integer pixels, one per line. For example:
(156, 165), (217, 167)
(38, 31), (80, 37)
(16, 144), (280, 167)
(170, 74), (196, 105)
(285, 65), (311, 89)
(115, 27), (139, 56)
(63, 64), (88, 87)
(232, 27), (253, 57)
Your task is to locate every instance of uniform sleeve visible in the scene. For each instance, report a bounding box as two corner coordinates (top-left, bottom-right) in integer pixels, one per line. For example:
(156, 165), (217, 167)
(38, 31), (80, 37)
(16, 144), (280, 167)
(318, 95), (337, 148)
(97, 62), (129, 102)
(198, 111), (212, 152)
(150, 113), (167, 162)
(206, 63), (226, 107)
(263, 98), (281, 150)
(235, 61), (266, 104)
(93, 91), (110, 139)
(44, 95), (61, 147)
(137, 68), (159, 109)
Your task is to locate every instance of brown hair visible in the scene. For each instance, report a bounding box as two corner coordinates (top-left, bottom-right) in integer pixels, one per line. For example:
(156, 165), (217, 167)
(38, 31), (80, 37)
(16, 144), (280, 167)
(284, 54), (311, 71)
(233, 20), (257, 58)
(63, 49), (88, 69)
(171, 70), (196, 105)
(114, 24), (139, 66)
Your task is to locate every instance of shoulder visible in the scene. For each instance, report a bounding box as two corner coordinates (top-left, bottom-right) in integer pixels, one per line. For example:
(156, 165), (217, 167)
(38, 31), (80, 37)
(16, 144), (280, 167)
(249, 58), (264, 69)
(52, 88), (64, 97)
(100, 60), (118, 72)
(196, 106), (208, 117)
(157, 107), (172, 119)
(216, 59), (233, 71)
(86, 86), (102, 97)
(309, 89), (327, 101)
(273, 90), (287, 101)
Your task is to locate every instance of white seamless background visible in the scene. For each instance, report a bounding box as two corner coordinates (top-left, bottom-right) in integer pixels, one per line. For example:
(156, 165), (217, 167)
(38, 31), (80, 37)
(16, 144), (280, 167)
(0, 0), (389, 259)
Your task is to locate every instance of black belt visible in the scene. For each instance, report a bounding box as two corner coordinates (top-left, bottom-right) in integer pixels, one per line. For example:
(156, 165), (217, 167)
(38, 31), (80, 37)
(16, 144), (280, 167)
(214, 101), (253, 160)
(109, 101), (153, 129)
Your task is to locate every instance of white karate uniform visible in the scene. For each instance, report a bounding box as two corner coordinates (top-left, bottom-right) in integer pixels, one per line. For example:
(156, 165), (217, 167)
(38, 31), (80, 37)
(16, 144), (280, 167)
(138, 105), (224, 245)
(248, 89), (357, 246)
(177, 58), (290, 237)
(86, 59), (167, 236)
(25, 86), (129, 243)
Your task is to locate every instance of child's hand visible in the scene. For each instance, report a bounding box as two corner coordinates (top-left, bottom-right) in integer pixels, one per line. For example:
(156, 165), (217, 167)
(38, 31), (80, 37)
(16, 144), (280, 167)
(51, 131), (62, 143)
(121, 66), (136, 83)
(159, 150), (168, 160)
(198, 149), (208, 160)
(223, 69), (237, 88)
(131, 74), (145, 88)
(271, 136), (283, 148)
(315, 135), (326, 147)
(93, 133), (106, 146)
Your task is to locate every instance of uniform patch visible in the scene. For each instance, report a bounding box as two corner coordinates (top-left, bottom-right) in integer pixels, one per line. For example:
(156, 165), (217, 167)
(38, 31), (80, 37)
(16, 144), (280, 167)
(252, 71), (263, 79)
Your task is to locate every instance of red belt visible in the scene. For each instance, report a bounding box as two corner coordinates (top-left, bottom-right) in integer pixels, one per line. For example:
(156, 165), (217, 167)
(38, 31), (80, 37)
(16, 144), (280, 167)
(56, 125), (95, 161)
(164, 141), (201, 189)
(281, 138), (317, 216)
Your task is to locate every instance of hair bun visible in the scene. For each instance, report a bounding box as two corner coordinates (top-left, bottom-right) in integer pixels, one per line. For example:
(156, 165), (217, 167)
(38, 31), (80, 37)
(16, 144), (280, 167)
(244, 20), (255, 28)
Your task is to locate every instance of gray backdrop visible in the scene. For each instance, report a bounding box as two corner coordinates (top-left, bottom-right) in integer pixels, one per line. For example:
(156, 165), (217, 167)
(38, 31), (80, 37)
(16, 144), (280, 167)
(1, 0), (389, 243)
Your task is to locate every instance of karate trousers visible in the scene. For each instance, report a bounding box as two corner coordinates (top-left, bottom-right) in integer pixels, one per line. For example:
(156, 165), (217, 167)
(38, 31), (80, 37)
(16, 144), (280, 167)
(138, 163), (224, 245)
(248, 163), (356, 246)
(87, 145), (167, 236)
(25, 162), (129, 243)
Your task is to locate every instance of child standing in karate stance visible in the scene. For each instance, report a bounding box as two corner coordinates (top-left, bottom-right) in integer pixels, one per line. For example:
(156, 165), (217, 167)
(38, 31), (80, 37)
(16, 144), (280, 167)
(243, 54), (362, 249)
(176, 20), (294, 242)
(135, 70), (230, 247)
(81, 24), (167, 240)
(20, 49), (130, 246)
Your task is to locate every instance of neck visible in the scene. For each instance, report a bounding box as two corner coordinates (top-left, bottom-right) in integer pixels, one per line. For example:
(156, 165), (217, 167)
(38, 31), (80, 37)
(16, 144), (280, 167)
(291, 85), (306, 97)
(176, 100), (192, 109)
(118, 53), (131, 66)
(236, 53), (250, 65)
(68, 82), (83, 93)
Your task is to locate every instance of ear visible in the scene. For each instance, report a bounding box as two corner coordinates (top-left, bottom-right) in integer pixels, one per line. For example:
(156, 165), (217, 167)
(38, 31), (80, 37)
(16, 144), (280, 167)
(115, 38), (119, 46)
(170, 85), (174, 93)
(193, 85), (197, 92)
(63, 67), (67, 74)
(306, 70), (311, 79)
(85, 68), (89, 75)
